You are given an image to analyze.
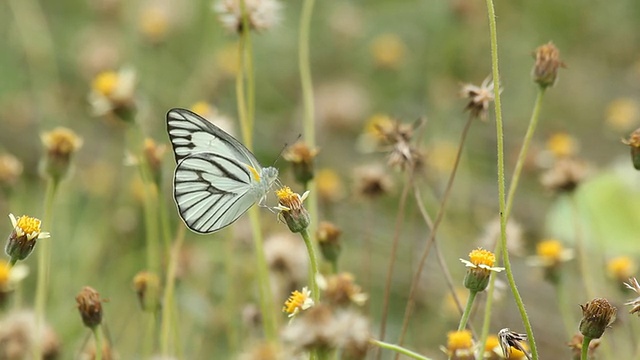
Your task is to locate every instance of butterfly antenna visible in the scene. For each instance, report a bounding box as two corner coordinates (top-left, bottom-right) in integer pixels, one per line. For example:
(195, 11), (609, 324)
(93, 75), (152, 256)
(272, 133), (302, 167)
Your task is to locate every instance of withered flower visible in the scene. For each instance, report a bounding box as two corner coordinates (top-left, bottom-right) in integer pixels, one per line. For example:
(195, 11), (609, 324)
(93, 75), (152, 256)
(622, 127), (640, 170)
(579, 298), (617, 339)
(283, 141), (319, 185)
(532, 42), (565, 89)
(498, 328), (531, 360)
(41, 127), (83, 182)
(316, 221), (342, 265)
(76, 286), (104, 329)
(461, 77), (496, 121)
(132, 271), (161, 312)
(540, 157), (588, 194)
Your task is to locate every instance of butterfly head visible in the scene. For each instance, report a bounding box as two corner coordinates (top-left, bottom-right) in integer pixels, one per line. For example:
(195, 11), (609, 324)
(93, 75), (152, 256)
(261, 166), (279, 187)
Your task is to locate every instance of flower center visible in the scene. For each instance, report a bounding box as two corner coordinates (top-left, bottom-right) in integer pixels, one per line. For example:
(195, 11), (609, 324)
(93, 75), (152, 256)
(468, 248), (496, 267)
(16, 215), (42, 237)
(536, 240), (563, 261)
(283, 289), (308, 314)
(92, 71), (119, 97)
(447, 330), (473, 351)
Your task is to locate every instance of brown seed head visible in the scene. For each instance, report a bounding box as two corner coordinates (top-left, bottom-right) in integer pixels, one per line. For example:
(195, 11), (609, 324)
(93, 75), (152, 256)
(76, 286), (104, 329)
(283, 142), (319, 185)
(579, 298), (617, 339)
(567, 333), (600, 359)
(532, 42), (565, 88)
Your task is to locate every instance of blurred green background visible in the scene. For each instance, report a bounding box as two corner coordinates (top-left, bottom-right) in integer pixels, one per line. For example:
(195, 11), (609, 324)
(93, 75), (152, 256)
(1, 0), (640, 358)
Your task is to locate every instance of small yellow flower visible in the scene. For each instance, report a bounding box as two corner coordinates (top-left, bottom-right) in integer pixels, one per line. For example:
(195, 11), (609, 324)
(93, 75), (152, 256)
(607, 256), (636, 282)
(370, 33), (406, 69)
(89, 67), (137, 118)
(283, 287), (314, 318)
(92, 71), (119, 97)
(5, 214), (50, 263)
(275, 186), (310, 233)
(41, 127), (84, 158)
(546, 132), (578, 158)
(441, 330), (474, 360)
(606, 98), (639, 131)
(484, 335), (502, 359)
(460, 248), (504, 292)
(531, 239), (574, 267)
(133, 271), (161, 312)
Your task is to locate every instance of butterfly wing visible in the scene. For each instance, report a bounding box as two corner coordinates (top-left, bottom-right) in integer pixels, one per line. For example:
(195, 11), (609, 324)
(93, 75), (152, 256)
(173, 152), (263, 233)
(166, 108), (261, 169)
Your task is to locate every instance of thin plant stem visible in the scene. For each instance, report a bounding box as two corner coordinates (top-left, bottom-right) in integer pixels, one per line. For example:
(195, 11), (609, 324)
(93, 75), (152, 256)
(300, 229), (320, 301)
(555, 278), (576, 338)
(370, 339), (433, 360)
(396, 115), (474, 350)
(299, 0), (318, 245)
(160, 225), (186, 356)
(458, 291), (478, 331)
(377, 170), (413, 353)
(571, 194), (596, 298)
(478, 79), (547, 360)
(581, 336), (592, 360)
(93, 326), (103, 360)
(484, 0), (538, 358)
(34, 177), (58, 360)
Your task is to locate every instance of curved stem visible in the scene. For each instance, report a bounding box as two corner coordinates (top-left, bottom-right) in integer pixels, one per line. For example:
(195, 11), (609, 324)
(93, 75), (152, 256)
(370, 339), (433, 360)
(160, 225), (186, 356)
(396, 115), (474, 349)
(484, 0), (538, 358)
(457, 291), (478, 331)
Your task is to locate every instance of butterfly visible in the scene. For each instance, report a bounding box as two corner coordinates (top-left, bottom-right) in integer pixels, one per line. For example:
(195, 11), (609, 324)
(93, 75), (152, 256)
(166, 108), (279, 234)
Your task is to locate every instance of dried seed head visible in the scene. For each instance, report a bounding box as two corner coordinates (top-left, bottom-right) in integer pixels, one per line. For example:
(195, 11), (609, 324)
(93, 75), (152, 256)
(539, 157), (588, 194)
(76, 286), (104, 329)
(132, 271), (161, 312)
(0, 311), (60, 360)
(214, 0), (282, 33)
(498, 328), (531, 360)
(532, 42), (565, 89)
(40, 127), (83, 182)
(321, 272), (368, 307)
(353, 164), (393, 199)
(316, 221), (342, 264)
(461, 77), (496, 121)
(0, 154), (23, 192)
(283, 142), (319, 186)
(579, 298), (617, 339)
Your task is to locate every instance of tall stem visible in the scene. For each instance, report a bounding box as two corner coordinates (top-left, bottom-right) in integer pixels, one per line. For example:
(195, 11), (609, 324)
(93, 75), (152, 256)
(484, 0), (538, 358)
(160, 226), (186, 356)
(34, 177), (57, 360)
(581, 336), (592, 360)
(93, 326), (103, 360)
(300, 229), (320, 302)
(370, 339), (433, 360)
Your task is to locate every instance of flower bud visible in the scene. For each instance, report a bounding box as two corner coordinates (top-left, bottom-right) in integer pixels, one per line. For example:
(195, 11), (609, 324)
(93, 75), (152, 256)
(40, 127), (83, 182)
(532, 42), (564, 89)
(283, 142), (319, 186)
(275, 187), (310, 233)
(317, 221), (342, 264)
(76, 286), (104, 329)
(579, 298), (617, 339)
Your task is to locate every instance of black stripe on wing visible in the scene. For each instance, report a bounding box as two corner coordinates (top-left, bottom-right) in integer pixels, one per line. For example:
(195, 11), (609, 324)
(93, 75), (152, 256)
(173, 152), (256, 233)
(166, 108), (258, 167)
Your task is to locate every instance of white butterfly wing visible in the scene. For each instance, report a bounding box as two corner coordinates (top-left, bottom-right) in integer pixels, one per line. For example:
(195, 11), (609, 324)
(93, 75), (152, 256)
(173, 152), (263, 233)
(166, 108), (260, 169)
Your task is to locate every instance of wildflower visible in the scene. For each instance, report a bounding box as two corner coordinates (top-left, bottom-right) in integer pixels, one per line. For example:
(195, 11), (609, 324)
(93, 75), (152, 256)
(139, 3), (171, 44)
(460, 248), (504, 292)
(0, 154), (23, 194)
(567, 333), (600, 360)
(624, 277), (640, 316)
(0, 261), (27, 306)
(282, 304), (369, 358)
(606, 98), (639, 131)
(483, 335), (502, 360)
(283, 142), (319, 185)
(378, 118), (425, 171)
(370, 33), (406, 69)
(607, 256), (636, 283)
(498, 328), (531, 360)
(41, 127), (83, 182)
(532, 41), (564, 88)
(546, 132), (579, 159)
(539, 157), (588, 193)
(132, 271), (161, 312)
(319, 272), (368, 307)
(76, 286), (104, 329)
(315, 80), (370, 131)
(282, 287), (314, 318)
(527, 239), (574, 284)
(622, 127), (640, 170)
(461, 77), (496, 121)
(441, 330), (474, 360)
(0, 311), (60, 360)
(213, 0), (282, 33)
(88, 67), (137, 119)
(353, 164), (393, 199)
(5, 214), (50, 263)
(316, 221), (342, 265)
(275, 186), (310, 233)
(579, 298), (617, 339)
(315, 168), (345, 204)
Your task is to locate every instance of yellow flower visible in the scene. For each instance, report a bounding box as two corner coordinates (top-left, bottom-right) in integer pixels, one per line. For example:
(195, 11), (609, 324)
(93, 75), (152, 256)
(607, 256), (636, 282)
(92, 71), (119, 97)
(546, 132), (578, 158)
(315, 168), (345, 203)
(606, 98), (639, 131)
(5, 214), (50, 263)
(275, 187), (310, 233)
(89, 67), (137, 118)
(529, 239), (574, 267)
(139, 4), (170, 44)
(460, 248), (504, 292)
(441, 330), (474, 360)
(370, 33), (406, 69)
(283, 287), (314, 318)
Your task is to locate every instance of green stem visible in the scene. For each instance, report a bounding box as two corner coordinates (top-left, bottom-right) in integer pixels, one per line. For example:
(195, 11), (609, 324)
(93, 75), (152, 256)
(581, 336), (592, 360)
(571, 194), (595, 298)
(478, 87), (546, 359)
(235, 29), (251, 149)
(299, 0), (318, 248)
(457, 291), (478, 331)
(160, 226), (185, 356)
(484, 0), (538, 358)
(370, 339), (433, 360)
(93, 326), (103, 360)
(300, 229), (320, 302)
(34, 177), (57, 360)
